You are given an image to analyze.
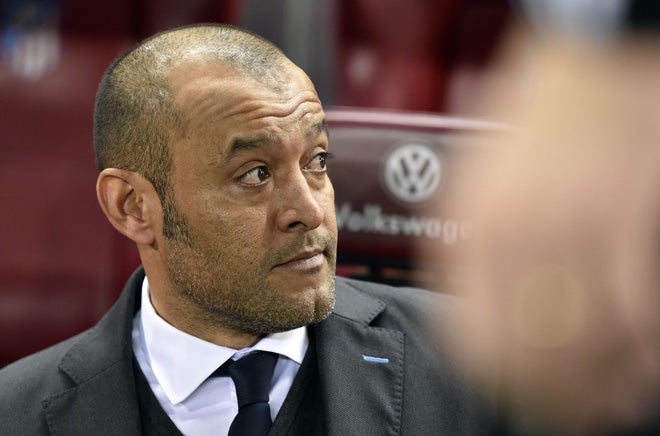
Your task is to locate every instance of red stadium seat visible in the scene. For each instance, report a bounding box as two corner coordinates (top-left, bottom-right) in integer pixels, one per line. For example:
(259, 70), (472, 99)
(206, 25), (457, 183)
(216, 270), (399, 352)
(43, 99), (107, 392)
(337, 0), (458, 111)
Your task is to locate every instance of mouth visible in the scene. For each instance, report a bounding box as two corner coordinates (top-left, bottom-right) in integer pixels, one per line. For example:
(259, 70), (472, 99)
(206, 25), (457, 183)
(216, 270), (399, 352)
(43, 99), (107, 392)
(273, 248), (325, 271)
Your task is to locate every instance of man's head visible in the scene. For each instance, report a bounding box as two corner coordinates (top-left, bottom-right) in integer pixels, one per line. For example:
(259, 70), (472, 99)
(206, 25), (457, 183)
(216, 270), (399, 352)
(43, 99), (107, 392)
(94, 24), (294, 238)
(94, 24), (337, 347)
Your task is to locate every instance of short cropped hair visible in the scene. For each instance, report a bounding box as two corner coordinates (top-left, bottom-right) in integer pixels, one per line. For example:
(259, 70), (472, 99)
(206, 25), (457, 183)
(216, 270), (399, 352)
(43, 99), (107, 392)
(93, 23), (288, 202)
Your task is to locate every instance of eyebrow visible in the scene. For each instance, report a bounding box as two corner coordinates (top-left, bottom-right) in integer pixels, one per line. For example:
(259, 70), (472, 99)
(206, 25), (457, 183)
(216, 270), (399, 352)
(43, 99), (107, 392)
(312, 119), (329, 138)
(225, 118), (328, 160)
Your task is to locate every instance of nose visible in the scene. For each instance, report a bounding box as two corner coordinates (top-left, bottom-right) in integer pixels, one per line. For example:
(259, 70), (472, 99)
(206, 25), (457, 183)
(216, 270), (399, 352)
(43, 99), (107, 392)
(274, 169), (326, 232)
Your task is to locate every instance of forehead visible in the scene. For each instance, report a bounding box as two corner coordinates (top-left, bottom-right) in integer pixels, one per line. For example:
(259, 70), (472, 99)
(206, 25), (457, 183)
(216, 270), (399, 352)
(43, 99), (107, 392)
(169, 60), (325, 146)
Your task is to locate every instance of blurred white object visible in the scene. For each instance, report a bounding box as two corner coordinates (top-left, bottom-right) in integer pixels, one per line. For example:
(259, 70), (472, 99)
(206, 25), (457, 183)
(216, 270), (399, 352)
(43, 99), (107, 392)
(5, 28), (60, 80)
(1, 0), (60, 80)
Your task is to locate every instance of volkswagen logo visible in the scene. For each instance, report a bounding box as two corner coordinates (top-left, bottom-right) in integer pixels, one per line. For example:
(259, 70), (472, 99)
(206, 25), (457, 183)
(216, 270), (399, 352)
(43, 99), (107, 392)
(382, 143), (442, 204)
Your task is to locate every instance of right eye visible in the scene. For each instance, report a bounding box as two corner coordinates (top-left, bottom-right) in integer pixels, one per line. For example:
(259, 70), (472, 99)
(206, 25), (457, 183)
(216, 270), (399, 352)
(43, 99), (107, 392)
(238, 166), (271, 186)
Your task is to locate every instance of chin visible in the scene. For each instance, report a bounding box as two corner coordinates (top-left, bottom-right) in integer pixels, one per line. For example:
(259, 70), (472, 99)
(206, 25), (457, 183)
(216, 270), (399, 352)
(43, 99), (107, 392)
(277, 282), (335, 328)
(271, 266), (334, 293)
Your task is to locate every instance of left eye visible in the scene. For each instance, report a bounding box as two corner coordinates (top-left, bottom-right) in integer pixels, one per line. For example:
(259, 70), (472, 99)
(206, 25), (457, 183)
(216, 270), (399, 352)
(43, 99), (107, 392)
(238, 166), (270, 185)
(305, 152), (331, 172)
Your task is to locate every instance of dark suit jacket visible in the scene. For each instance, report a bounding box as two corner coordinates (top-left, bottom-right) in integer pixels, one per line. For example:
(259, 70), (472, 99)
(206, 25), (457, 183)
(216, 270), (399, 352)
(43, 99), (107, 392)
(0, 267), (485, 435)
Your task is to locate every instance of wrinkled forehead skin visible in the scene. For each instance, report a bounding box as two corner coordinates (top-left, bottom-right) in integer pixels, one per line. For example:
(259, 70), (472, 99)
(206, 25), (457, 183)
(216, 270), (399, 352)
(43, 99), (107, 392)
(166, 56), (325, 152)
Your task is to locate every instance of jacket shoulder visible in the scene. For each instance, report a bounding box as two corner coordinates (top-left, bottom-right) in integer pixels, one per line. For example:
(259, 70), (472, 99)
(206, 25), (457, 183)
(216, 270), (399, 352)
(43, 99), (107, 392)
(0, 330), (89, 433)
(335, 276), (456, 324)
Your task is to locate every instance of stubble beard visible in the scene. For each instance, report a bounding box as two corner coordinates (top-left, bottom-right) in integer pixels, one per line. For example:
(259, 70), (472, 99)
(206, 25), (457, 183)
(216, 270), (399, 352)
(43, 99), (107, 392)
(161, 211), (337, 335)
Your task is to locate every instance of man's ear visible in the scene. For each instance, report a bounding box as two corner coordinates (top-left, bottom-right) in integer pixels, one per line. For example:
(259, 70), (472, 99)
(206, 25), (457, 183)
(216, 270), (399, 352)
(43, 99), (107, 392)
(96, 168), (161, 246)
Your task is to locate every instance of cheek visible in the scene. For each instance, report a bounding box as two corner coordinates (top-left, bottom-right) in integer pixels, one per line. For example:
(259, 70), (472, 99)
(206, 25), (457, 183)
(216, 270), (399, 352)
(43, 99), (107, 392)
(324, 200), (337, 232)
(197, 201), (268, 248)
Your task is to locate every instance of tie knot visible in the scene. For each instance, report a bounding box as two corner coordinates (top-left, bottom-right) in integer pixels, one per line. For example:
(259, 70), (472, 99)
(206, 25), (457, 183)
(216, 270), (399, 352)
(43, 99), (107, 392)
(218, 351), (279, 409)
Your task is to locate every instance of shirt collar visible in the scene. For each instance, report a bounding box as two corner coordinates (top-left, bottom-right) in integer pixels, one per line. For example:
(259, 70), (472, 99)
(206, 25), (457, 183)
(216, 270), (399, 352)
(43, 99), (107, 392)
(138, 276), (308, 404)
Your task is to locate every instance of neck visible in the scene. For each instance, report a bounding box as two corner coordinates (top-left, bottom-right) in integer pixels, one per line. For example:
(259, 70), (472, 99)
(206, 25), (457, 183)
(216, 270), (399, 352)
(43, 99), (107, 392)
(141, 263), (262, 350)
(152, 290), (262, 349)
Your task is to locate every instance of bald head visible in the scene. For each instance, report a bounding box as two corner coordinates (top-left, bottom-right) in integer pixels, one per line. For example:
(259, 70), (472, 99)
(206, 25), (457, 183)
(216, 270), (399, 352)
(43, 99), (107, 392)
(93, 24), (292, 200)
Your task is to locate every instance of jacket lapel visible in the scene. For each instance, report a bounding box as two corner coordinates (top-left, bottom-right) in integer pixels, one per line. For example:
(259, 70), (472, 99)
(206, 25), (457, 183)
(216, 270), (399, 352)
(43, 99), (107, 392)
(43, 268), (146, 435)
(42, 359), (142, 434)
(316, 279), (404, 436)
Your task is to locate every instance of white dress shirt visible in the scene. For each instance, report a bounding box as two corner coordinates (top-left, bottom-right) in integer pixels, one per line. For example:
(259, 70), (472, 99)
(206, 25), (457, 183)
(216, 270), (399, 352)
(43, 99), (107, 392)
(132, 277), (308, 435)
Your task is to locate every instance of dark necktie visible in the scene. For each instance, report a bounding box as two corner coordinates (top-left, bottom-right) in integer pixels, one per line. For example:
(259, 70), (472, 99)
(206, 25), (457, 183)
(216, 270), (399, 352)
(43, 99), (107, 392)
(217, 351), (279, 436)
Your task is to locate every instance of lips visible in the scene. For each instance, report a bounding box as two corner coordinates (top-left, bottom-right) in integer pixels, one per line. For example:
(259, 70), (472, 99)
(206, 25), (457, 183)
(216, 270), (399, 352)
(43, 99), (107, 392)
(273, 248), (325, 270)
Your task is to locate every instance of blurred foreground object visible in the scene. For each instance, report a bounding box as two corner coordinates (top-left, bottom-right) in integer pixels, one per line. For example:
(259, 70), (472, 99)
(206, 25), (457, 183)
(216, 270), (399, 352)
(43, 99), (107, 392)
(426, 23), (660, 435)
